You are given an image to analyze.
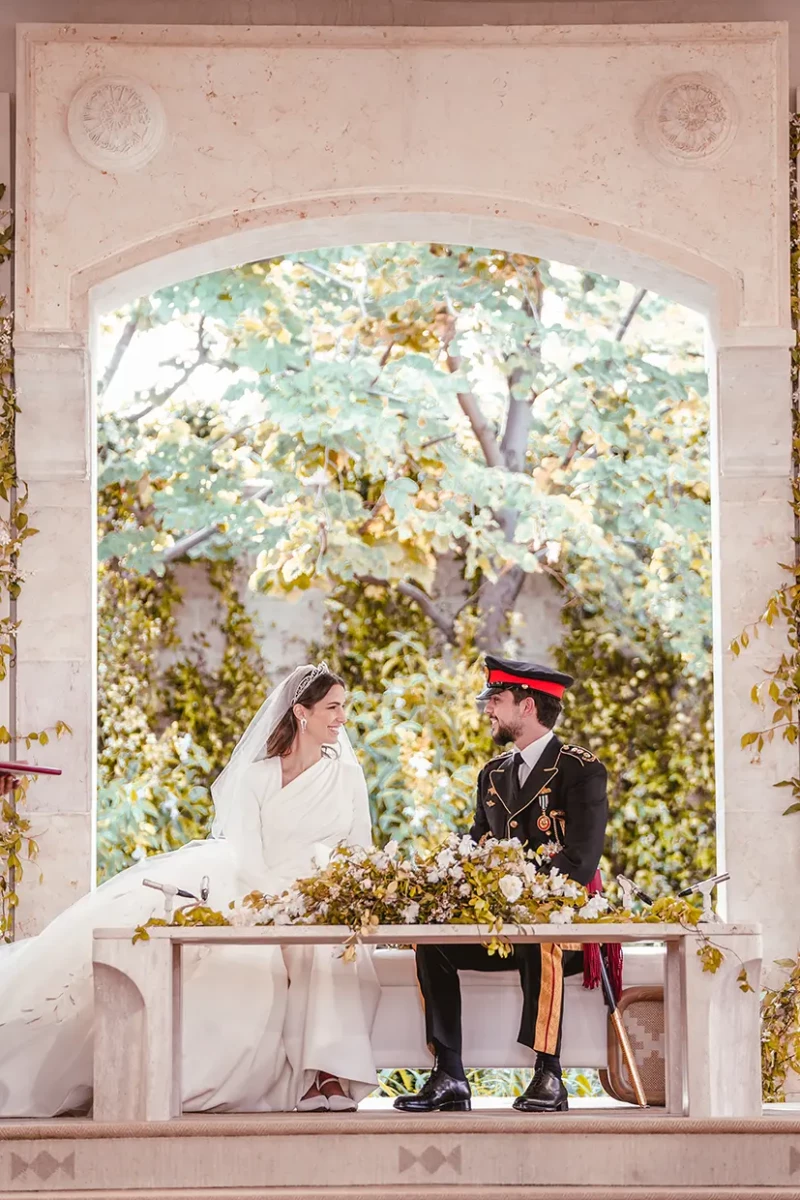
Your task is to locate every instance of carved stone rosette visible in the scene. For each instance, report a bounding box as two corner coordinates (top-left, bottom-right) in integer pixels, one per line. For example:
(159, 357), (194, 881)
(67, 76), (166, 172)
(641, 73), (738, 165)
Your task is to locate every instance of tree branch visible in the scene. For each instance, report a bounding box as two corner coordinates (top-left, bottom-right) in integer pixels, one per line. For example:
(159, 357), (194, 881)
(126, 316), (211, 423)
(358, 574), (456, 642)
(98, 305), (142, 396)
(158, 483), (273, 566)
(445, 353), (504, 468)
(560, 430), (583, 470)
(126, 364), (198, 423)
(615, 288), (647, 343)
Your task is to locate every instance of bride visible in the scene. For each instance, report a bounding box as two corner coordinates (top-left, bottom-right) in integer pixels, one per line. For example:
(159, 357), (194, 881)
(0, 664), (381, 1117)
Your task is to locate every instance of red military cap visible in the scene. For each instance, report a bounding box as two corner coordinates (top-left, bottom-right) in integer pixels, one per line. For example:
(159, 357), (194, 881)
(476, 655), (574, 702)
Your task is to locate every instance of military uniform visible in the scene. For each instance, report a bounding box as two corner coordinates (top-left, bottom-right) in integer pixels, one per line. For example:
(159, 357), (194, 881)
(412, 658), (608, 1084)
(471, 736), (607, 886)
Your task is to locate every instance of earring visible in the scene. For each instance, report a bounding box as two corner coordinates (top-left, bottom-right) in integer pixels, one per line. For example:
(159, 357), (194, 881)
(300, 717), (308, 731)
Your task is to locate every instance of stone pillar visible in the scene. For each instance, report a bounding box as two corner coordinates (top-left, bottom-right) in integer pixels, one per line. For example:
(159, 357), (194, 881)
(12, 330), (93, 935)
(713, 334), (800, 973)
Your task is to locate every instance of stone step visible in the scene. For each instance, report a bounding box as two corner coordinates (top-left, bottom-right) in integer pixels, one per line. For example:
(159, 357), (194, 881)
(2, 1109), (800, 1197)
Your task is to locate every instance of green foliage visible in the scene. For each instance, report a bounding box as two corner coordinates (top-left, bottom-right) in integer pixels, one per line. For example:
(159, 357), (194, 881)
(96, 562), (265, 881)
(0, 181), (68, 940)
(96, 244), (710, 664)
(376, 1066), (602, 1099)
(762, 954), (800, 1102)
(316, 594), (495, 849)
(316, 582), (714, 890)
(554, 605), (715, 896)
(160, 562), (268, 769)
(735, 116), (800, 815)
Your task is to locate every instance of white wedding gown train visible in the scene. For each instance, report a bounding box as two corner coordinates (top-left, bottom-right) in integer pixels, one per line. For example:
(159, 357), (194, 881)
(0, 755), (380, 1116)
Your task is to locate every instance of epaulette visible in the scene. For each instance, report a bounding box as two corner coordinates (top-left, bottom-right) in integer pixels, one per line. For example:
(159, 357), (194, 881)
(561, 744), (598, 763)
(484, 750), (514, 769)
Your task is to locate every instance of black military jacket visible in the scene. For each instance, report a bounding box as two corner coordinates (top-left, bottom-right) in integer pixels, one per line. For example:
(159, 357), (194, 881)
(469, 736), (608, 887)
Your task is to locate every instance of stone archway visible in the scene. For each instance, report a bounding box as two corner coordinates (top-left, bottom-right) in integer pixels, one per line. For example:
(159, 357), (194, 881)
(12, 22), (796, 967)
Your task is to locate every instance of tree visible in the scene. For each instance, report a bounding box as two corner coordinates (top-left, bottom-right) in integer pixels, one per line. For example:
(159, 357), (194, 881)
(97, 244), (711, 671)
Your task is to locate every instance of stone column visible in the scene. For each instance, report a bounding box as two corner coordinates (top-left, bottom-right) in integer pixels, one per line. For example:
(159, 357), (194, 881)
(713, 334), (800, 973)
(12, 330), (93, 935)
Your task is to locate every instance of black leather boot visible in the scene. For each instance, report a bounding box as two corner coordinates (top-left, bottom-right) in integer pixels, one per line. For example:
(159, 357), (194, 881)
(393, 1067), (472, 1112)
(512, 1065), (569, 1113)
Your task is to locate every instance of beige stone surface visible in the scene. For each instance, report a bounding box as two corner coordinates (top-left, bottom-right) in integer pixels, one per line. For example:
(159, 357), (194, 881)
(2, 1110), (800, 1195)
(14, 24), (790, 335)
(91, 923), (761, 1120)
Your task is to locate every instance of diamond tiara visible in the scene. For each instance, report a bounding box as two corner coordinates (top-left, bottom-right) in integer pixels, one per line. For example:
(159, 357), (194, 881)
(290, 662), (330, 708)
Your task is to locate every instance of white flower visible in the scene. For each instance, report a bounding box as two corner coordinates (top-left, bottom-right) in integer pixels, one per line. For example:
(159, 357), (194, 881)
(384, 840), (399, 860)
(548, 870), (566, 897)
(286, 894), (307, 918)
(458, 883), (472, 898)
(522, 862), (539, 885)
(402, 902), (420, 924)
(530, 882), (549, 900)
(229, 905), (258, 927)
(562, 882), (581, 900)
(459, 835), (475, 858)
(448, 865), (465, 882)
(361, 878), (374, 891)
(578, 894), (609, 920)
(549, 908), (575, 925)
(498, 875), (523, 903)
(426, 868), (444, 884)
(436, 848), (456, 870)
(409, 751), (432, 777)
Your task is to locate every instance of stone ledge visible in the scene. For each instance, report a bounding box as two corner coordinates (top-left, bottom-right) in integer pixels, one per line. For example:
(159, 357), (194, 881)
(2, 1112), (800, 1194)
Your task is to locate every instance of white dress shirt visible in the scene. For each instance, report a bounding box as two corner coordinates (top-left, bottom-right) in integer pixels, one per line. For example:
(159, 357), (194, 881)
(514, 729), (555, 787)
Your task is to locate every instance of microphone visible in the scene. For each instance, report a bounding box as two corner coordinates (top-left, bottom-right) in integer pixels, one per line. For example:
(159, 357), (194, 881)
(142, 878), (198, 921)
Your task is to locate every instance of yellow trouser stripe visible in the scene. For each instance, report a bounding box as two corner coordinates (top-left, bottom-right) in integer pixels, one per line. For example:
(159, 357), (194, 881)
(534, 943), (563, 1055)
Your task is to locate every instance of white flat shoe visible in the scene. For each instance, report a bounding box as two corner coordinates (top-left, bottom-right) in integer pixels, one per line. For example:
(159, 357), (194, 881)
(296, 1092), (329, 1112)
(319, 1077), (357, 1112)
(325, 1093), (357, 1112)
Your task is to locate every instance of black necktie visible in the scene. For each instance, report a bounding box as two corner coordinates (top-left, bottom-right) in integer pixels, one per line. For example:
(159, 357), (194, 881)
(512, 751), (525, 795)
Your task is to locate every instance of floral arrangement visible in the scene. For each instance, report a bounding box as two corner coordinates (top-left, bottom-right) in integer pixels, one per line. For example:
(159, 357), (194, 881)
(230, 835), (619, 957)
(137, 836), (710, 962)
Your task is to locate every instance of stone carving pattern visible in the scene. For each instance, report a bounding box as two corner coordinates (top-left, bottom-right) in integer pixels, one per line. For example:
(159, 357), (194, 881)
(68, 77), (165, 171)
(645, 74), (736, 163)
(398, 1145), (462, 1175)
(11, 1151), (75, 1182)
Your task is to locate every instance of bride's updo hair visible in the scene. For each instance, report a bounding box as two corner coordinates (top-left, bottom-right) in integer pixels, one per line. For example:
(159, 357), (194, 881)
(266, 668), (346, 758)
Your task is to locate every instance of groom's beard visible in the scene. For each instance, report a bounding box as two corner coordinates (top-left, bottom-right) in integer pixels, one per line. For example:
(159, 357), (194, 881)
(491, 722), (521, 746)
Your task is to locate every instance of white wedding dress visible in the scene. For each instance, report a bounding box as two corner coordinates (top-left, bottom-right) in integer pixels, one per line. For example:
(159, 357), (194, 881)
(0, 754), (380, 1117)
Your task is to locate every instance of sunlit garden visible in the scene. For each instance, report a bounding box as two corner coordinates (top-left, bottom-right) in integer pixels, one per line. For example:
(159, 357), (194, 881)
(96, 242), (714, 910)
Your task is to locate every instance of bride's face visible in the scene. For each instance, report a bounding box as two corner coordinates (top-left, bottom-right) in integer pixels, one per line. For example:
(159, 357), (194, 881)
(300, 683), (347, 746)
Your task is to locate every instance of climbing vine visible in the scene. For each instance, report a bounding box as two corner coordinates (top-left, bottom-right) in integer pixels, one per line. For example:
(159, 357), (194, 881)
(0, 184), (70, 940)
(732, 114), (800, 1102)
(96, 558), (265, 880)
(734, 113), (800, 793)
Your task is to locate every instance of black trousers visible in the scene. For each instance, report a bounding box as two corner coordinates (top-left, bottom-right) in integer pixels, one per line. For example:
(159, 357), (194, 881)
(415, 943), (583, 1059)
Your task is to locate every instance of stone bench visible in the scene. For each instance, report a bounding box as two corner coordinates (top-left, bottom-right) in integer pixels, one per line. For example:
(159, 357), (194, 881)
(92, 922), (762, 1121)
(370, 943), (665, 1069)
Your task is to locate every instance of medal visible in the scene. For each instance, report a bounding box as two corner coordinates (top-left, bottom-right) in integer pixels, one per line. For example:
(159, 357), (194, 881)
(537, 796), (551, 833)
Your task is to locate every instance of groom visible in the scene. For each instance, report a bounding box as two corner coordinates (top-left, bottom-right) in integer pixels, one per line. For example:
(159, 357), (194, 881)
(394, 655), (608, 1114)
